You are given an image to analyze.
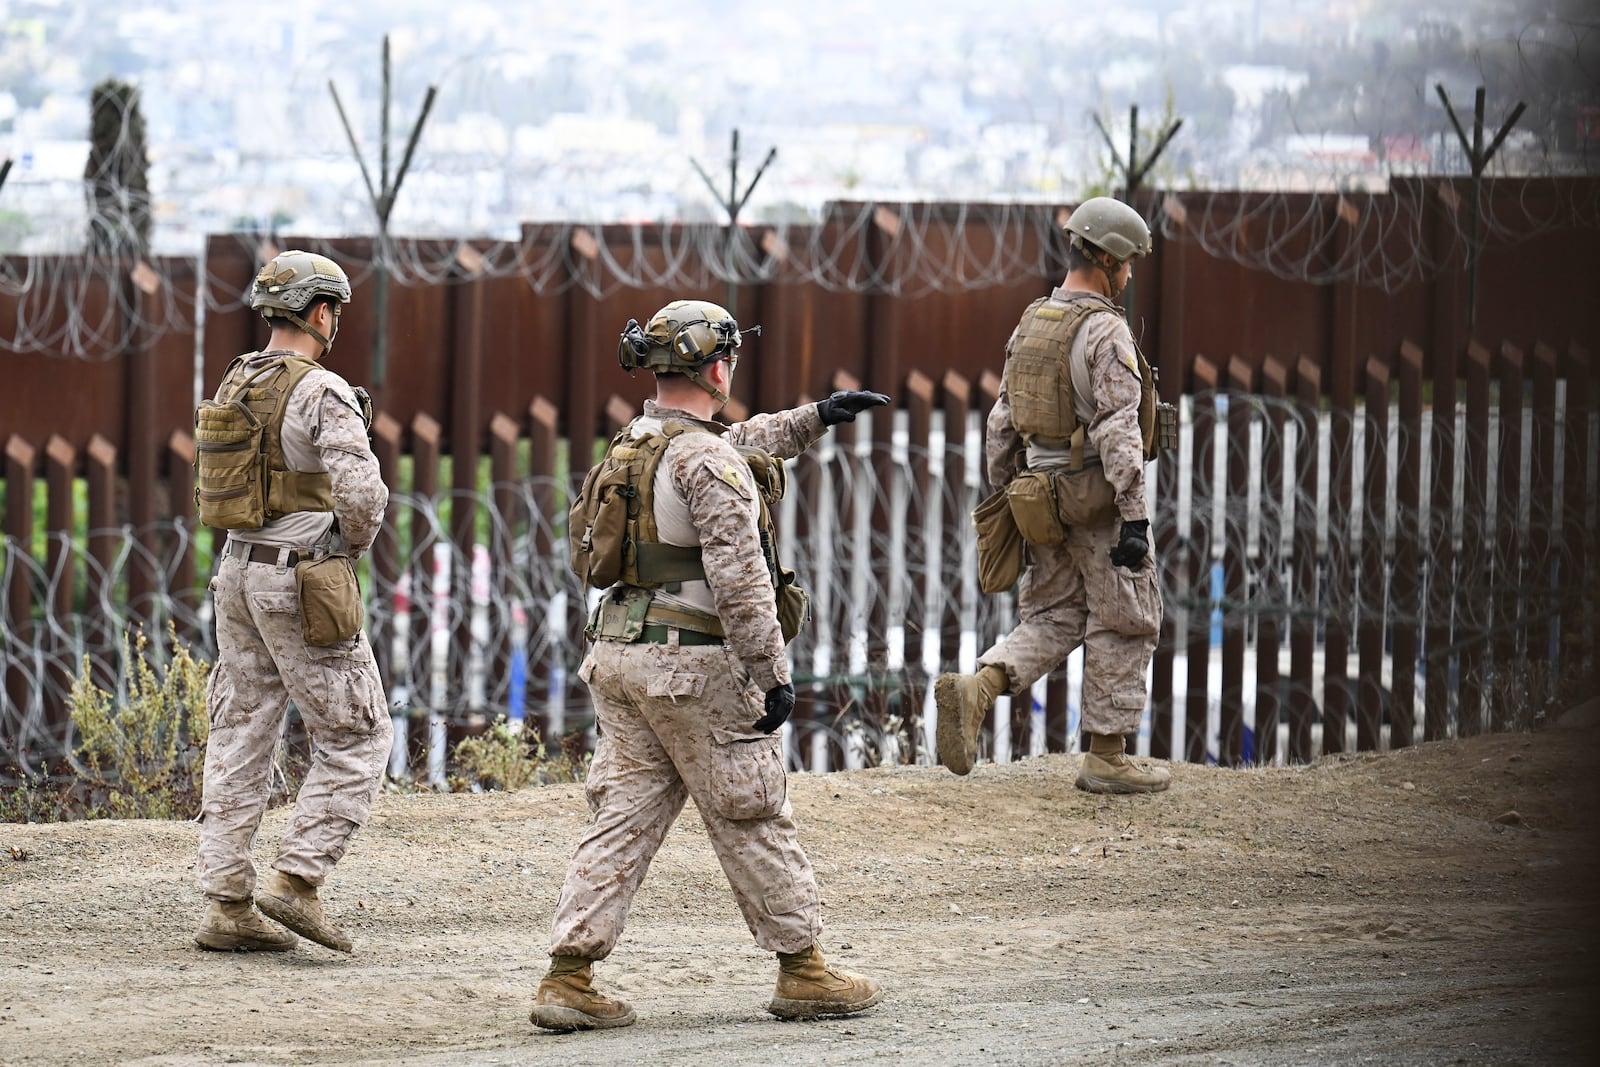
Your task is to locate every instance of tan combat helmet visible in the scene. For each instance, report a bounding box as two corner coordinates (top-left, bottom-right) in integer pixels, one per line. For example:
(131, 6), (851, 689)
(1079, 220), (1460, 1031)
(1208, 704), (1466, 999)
(1063, 197), (1153, 261)
(617, 299), (743, 406)
(249, 250), (352, 353)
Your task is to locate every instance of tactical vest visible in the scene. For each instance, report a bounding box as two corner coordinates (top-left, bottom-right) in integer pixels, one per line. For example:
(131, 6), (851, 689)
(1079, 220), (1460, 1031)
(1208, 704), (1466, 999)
(569, 420), (808, 641)
(1004, 294), (1164, 470)
(193, 354), (336, 530)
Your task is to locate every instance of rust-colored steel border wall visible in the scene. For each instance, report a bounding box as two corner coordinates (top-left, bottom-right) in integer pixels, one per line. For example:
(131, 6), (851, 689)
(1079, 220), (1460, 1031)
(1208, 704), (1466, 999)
(7, 181), (1597, 469)
(4, 181), (1599, 774)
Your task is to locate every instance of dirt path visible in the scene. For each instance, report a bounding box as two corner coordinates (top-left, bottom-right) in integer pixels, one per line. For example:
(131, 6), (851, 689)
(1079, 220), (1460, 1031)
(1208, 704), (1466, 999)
(4, 713), (1598, 1066)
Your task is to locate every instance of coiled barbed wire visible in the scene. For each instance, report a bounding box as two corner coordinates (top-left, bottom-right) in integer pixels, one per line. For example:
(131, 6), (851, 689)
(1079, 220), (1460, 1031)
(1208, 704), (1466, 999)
(5, 390), (1592, 782)
(3, 19), (1595, 358)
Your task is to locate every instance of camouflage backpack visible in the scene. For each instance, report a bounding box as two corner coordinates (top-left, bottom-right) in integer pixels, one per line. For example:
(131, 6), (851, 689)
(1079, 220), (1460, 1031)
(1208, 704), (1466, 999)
(193, 355), (335, 529)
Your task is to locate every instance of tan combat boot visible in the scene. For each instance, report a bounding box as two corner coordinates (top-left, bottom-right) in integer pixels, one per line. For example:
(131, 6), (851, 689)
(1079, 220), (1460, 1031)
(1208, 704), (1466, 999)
(530, 956), (637, 1031)
(768, 943), (884, 1019)
(254, 870), (352, 953)
(1075, 733), (1172, 794)
(193, 899), (298, 952)
(934, 664), (1008, 775)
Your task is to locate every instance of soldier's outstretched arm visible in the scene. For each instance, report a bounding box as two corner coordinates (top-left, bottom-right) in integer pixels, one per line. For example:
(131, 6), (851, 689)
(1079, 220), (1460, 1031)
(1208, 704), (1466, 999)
(815, 390), (890, 426)
(726, 390), (890, 459)
(725, 402), (829, 460)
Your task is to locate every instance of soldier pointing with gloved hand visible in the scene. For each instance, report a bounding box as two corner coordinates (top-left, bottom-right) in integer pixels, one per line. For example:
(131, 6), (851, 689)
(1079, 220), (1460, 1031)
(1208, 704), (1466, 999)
(936, 198), (1175, 794)
(532, 298), (888, 1031)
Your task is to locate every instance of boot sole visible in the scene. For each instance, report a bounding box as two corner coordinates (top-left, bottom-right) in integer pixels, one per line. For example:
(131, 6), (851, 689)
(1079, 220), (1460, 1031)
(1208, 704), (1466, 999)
(530, 1004), (637, 1031)
(933, 675), (974, 775)
(194, 931), (297, 952)
(1074, 771), (1171, 795)
(767, 987), (886, 1019)
(255, 891), (353, 953)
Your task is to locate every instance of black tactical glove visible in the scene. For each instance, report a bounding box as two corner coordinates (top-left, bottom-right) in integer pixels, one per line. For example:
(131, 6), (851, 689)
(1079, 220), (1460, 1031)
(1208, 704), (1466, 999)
(754, 682), (797, 733)
(1108, 519), (1150, 569)
(816, 390), (891, 426)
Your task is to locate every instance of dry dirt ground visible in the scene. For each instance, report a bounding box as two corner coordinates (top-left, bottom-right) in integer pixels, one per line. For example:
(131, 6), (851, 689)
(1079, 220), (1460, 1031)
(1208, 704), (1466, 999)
(4, 708), (1599, 1067)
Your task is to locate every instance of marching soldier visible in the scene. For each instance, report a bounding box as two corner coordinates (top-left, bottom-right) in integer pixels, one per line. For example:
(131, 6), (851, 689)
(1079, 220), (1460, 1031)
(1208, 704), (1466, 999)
(533, 299), (890, 1029)
(192, 250), (391, 953)
(936, 199), (1173, 793)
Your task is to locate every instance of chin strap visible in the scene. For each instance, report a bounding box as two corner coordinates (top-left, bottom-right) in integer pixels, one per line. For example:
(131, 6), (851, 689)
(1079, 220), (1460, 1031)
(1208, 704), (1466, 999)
(683, 366), (729, 409)
(1096, 256), (1122, 298)
(273, 311), (332, 355)
(1073, 235), (1123, 301)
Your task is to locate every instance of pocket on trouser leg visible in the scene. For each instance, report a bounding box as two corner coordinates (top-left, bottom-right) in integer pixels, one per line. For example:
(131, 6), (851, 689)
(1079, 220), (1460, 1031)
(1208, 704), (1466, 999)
(1084, 690), (1151, 737)
(647, 670), (706, 700)
(299, 646), (382, 735)
(583, 735), (613, 815)
(205, 660), (246, 730)
(708, 730), (787, 820)
(283, 791), (370, 869)
(316, 794), (371, 861)
(1091, 559), (1162, 637)
(764, 883), (819, 919)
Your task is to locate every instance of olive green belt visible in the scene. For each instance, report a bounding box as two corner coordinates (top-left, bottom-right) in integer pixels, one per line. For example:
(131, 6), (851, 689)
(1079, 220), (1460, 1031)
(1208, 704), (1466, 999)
(638, 624), (725, 647)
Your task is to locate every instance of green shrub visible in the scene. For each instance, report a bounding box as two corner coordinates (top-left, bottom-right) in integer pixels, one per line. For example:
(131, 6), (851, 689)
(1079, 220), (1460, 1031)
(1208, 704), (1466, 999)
(69, 624), (211, 819)
(450, 716), (586, 792)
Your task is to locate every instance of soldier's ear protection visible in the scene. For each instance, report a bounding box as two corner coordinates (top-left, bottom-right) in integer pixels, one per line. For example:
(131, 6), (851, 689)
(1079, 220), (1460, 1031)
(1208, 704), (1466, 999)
(618, 319), (651, 370)
(669, 317), (741, 364)
(618, 316), (751, 371)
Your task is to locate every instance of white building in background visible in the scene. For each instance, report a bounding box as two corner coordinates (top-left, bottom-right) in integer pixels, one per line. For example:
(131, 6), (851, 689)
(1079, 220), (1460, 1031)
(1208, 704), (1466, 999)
(1222, 65), (1311, 157)
(0, 137), (91, 253)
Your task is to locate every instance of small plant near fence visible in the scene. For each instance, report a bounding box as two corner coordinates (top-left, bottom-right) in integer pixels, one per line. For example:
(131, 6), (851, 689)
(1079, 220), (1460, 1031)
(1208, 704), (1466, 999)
(68, 624), (212, 819)
(2, 624), (213, 822)
(449, 716), (588, 793)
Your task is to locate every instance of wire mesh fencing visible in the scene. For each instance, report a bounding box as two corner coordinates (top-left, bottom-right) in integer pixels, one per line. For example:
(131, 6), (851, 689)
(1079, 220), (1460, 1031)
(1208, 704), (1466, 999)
(4, 347), (1593, 785)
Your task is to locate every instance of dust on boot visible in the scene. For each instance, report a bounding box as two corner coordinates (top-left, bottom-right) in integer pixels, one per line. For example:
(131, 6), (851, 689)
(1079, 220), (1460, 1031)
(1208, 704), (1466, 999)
(768, 943), (884, 1019)
(193, 898), (298, 952)
(254, 870), (353, 953)
(530, 956), (637, 1031)
(1075, 732), (1172, 794)
(934, 664), (1008, 775)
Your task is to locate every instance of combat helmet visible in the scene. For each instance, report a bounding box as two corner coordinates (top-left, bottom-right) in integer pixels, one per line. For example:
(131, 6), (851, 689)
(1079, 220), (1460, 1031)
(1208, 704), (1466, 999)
(618, 299), (744, 406)
(1063, 197), (1153, 261)
(249, 250), (352, 353)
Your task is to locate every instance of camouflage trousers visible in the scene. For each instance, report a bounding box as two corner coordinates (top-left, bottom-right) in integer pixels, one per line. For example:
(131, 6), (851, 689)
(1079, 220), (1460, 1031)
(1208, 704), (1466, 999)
(197, 550), (392, 902)
(548, 639), (822, 960)
(979, 519), (1162, 736)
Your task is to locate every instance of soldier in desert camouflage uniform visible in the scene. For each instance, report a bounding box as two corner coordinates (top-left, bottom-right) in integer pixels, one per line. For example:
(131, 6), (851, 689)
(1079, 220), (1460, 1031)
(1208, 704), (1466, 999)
(531, 299), (890, 1031)
(192, 251), (392, 954)
(935, 199), (1173, 794)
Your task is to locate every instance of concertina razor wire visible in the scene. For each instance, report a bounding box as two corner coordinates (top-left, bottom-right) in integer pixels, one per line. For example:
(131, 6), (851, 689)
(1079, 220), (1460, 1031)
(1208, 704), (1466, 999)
(3, 392), (1594, 782)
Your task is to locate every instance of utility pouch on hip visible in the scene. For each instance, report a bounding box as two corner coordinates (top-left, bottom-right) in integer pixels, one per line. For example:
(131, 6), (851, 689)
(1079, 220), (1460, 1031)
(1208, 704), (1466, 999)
(586, 586), (653, 643)
(1005, 469), (1064, 546)
(295, 553), (363, 647)
(1156, 401), (1178, 453)
(1054, 466), (1118, 528)
(775, 568), (810, 645)
(973, 486), (1024, 594)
